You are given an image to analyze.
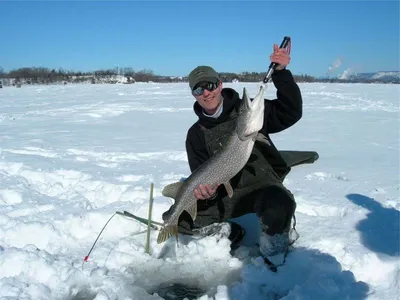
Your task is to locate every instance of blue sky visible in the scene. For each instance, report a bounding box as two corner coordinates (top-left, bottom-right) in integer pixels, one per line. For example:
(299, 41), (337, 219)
(0, 1), (398, 77)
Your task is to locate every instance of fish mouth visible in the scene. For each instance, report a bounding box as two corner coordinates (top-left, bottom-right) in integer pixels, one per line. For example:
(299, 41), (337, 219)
(240, 86), (265, 136)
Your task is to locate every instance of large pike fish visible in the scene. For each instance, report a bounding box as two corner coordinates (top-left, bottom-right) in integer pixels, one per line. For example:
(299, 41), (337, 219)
(157, 85), (265, 244)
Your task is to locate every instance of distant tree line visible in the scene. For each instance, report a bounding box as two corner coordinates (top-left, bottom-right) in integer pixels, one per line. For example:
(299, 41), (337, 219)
(0, 67), (185, 85)
(0, 66), (398, 85)
(0, 66), (320, 83)
(217, 71), (317, 83)
(313, 77), (399, 84)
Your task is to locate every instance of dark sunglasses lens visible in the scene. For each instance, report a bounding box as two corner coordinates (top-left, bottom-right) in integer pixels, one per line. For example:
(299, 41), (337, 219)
(192, 86), (204, 96)
(192, 82), (218, 96)
(206, 82), (217, 90)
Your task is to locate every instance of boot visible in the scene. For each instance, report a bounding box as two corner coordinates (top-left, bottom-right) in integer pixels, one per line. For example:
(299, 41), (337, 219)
(259, 221), (290, 257)
(254, 185), (297, 257)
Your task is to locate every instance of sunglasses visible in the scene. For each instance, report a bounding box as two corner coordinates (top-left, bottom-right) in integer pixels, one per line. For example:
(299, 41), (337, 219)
(192, 81), (219, 96)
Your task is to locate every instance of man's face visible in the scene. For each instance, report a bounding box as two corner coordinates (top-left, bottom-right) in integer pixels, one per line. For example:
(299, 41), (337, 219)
(192, 80), (223, 115)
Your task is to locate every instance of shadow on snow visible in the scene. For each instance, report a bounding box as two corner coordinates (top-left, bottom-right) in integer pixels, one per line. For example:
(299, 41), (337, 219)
(346, 193), (400, 257)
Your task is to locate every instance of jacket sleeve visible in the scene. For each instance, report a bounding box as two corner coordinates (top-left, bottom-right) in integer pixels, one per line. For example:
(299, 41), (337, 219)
(185, 125), (210, 173)
(262, 69), (303, 134)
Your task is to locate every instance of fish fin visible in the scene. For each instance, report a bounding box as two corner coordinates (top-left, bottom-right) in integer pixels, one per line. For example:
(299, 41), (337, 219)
(185, 202), (197, 221)
(157, 223), (179, 244)
(242, 87), (251, 109)
(224, 182), (234, 198)
(162, 181), (183, 199)
(256, 133), (271, 146)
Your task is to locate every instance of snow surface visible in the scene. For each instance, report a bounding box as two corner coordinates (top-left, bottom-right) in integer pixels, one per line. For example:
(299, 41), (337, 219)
(0, 82), (399, 300)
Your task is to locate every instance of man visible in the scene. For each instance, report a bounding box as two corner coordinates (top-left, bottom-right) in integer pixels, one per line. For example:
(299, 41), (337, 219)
(162, 44), (317, 258)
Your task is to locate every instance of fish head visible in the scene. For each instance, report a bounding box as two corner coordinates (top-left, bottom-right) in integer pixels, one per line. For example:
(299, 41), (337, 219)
(236, 85), (265, 140)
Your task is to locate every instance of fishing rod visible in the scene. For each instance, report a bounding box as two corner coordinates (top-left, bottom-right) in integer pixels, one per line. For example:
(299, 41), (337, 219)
(81, 210), (162, 268)
(262, 36), (291, 84)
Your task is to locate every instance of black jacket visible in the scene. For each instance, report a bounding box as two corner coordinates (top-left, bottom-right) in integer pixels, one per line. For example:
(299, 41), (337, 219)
(185, 69), (303, 181)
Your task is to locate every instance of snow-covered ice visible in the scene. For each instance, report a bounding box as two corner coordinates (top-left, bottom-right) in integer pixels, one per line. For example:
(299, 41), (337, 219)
(0, 82), (398, 299)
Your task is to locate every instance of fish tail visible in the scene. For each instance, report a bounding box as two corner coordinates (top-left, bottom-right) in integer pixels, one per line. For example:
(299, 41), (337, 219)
(157, 223), (179, 244)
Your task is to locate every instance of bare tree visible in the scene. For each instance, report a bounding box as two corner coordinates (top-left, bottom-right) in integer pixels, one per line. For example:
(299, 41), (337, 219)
(134, 69), (156, 82)
(122, 67), (135, 77)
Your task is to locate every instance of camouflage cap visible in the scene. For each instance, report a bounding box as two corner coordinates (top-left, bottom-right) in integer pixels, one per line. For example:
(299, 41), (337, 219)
(188, 66), (220, 90)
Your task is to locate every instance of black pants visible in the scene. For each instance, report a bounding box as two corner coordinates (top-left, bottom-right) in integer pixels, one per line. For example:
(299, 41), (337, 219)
(164, 183), (296, 237)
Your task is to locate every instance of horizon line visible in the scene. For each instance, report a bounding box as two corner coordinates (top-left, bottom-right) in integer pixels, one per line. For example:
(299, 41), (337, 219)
(2, 66), (400, 79)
